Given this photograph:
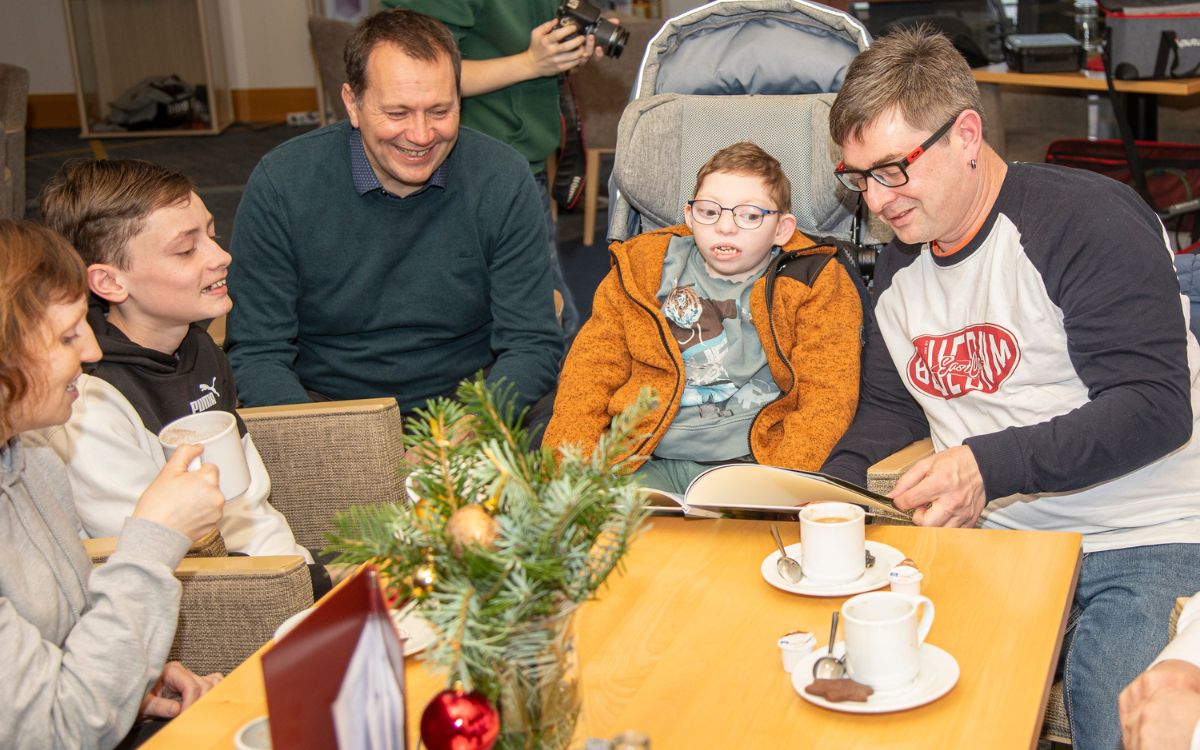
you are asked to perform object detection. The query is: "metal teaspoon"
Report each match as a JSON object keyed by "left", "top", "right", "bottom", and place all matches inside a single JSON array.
[
  {"left": 812, "top": 610, "right": 847, "bottom": 680},
  {"left": 769, "top": 523, "right": 804, "bottom": 584}
]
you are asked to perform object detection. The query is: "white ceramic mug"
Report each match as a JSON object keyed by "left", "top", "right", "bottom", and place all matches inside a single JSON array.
[
  {"left": 798, "top": 501, "right": 865, "bottom": 584},
  {"left": 158, "top": 410, "right": 250, "bottom": 501},
  {"left": 234, "top": 716, "right": 271, "bottom": 750},
  {"left": 841, "top": 591, "right": 935, "bottom": 692}
]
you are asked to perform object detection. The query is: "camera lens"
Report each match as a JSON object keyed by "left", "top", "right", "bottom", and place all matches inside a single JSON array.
[
  {"left": 593, "top": 19, "right": 629, "bottom": 58},
  {"left": 558, "top": 0, "right": 630, "bottom": 58}
]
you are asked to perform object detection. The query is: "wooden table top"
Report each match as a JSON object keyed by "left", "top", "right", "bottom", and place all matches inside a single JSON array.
[
  {"left": 973, "top": 63, "right": 1200, "bottom": 97},
  {"left": 143, "top": 518, "right": 1081, "bottom": 750}
]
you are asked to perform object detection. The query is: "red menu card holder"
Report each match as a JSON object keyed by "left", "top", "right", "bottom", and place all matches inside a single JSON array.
[{"left": 261, "top": 565, "right": 407, "bottom": 749}]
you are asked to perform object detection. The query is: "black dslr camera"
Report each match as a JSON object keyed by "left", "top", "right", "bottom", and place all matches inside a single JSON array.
[{"left": 556, "top": 0, "right": 629, "bottom": 59}]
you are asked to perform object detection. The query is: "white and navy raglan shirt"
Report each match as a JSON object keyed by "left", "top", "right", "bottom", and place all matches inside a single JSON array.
[{"left": 824, "top": 162, "right": 1200, "bottom": 552}]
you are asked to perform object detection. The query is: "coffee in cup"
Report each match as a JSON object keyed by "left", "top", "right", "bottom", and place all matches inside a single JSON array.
[
  {"left": 798, "top": 501, "right": 865, "bottom": 584},
  {"left": 158, "top": 410, "right": 250, "bottom": 501},
  {"left": 841, "top": 591, "right": 935, "bottom": 692}
]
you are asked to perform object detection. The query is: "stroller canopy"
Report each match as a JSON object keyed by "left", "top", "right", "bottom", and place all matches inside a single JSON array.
[{"left": 633, "top": 0, "right": 871, "bottom": 100}]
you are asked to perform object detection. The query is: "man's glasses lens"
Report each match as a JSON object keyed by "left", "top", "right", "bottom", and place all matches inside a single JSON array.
[
  {"left": 835, "top": 115, "right": 958, "bottom": 193},
  {"left": 836, "top": 165, "right": 908, "bottom": 192},
  {"left": 688, "top": 200, "right": 773, "bottom": 229}
]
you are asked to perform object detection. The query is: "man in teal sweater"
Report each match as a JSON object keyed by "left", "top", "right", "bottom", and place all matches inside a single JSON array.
[{"left": 226, "top": 10, "right": 562, "bottom": 412}]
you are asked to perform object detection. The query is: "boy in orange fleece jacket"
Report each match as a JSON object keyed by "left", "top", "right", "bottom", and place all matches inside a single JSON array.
[{"left": 544, "top": 142, "right": 862, "bottom": 493}]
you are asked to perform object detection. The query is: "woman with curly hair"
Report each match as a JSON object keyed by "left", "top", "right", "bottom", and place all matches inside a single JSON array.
[{"left": 0, "top": 220, "right": 226, "bottom": 749}]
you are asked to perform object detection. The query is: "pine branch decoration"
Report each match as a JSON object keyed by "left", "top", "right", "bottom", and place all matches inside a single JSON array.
[{"left": 326, "top": 376, "right": 656, "bottom": 705}]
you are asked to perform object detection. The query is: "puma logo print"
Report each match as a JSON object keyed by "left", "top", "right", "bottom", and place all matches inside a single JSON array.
[{"left": 190, "top": 378, "right": 220, "bottom": 413}]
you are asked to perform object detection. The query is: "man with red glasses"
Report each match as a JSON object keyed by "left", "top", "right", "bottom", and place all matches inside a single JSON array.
[{"left": 820, "top": 27, "right": 1200, "bottom": 748}]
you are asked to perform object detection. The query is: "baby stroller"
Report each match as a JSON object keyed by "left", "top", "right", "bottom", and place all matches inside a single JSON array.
[{"left": 606, "top": 0, "right": 878, "bottom": 275}]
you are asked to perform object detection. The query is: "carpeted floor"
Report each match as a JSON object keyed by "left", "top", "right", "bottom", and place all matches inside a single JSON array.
[{"left": 24, "top": 122, "right": 613, "bottom": 322}]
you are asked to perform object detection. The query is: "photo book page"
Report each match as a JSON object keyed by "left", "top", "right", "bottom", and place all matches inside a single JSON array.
[{"left": 640, "top": 464, "right": 913, "bottom": 523}]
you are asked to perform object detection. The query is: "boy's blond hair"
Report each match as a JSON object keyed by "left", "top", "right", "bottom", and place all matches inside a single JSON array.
[
  {"left": 692, "top": 141, "right": 792, "bottom": 213},
  {"left": 39, "top": 159, "right": 194, "bottom": 270}
]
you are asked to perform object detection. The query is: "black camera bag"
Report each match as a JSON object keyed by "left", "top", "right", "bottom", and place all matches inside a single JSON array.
[{"left": 1099, "top": 0, "right": 1200, "bottom": 79}]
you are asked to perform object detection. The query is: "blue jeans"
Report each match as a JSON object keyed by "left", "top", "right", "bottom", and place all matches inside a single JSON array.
[
  {"left": 534, "top": 171, "right": 581, "bottom": 336},
  {"left": 1061, "top": 543, "right": 1200, "bottom": 749},
  {"left": 1176, "top": 251, "right": 1200, "bottom": 342}
]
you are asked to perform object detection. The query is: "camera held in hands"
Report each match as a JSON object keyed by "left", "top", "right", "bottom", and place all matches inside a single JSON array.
[{"left": 556, "top": 0, "right": 629, "bottom": 59}]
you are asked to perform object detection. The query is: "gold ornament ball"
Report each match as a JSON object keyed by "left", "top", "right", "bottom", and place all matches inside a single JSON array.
[
  {"left": 446, "top": 504, "right": 498, "bottom": 556},
  {"left": 409, "top": 564, "right": 436, "bottom": 598}
]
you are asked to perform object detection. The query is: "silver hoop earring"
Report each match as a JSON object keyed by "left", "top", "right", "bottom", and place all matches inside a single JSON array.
[{"left": 970, "top": 159, "right": 978, "bottom": 169}]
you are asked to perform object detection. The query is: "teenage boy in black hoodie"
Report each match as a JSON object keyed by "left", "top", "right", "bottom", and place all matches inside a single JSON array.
[{"left": 37, "top": 159, "right": 315, "bottom": 568}]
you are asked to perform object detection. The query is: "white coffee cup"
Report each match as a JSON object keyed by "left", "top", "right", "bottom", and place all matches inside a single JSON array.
[
  {"left": 841, "top": 590, "right": 935, "bottom": 692},
  {"left": 158, "top": 410, "right": 250, "bottom": 501},
  {"left": 798, "top": 501, "right": 865, "bottom": 584},
  {"left": 234, "top": 716, "right": 272, "bottom": 750}
]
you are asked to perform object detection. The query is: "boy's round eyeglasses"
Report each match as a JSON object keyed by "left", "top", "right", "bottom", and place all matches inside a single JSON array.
[
  {"left": 834, "top": 116, "right": 958, "bottom": 192},
  {"left": 687, "top": 200, "right": 779, "bottom": 230}
]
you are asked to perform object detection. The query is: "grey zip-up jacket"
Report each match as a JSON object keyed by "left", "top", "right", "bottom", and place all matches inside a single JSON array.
[{"left": 0, "top": 436, "right": 190, "bottom": 749}]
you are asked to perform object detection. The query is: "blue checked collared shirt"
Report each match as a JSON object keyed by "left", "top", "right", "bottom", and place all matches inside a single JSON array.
[{"left": 348, "top": 127, "right": 450, "bottom": 198}]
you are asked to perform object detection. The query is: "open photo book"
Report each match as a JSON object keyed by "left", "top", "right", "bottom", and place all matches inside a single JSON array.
[{"left": 641, "top": 464, "right": 914, "bottom": 523}]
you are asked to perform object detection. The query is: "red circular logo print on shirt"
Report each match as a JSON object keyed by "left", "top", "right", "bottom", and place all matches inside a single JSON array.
[{"left": 907, "top": 323, "right": 1021, "bottom": 400}]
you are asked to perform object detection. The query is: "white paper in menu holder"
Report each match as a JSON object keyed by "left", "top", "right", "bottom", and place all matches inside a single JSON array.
[{"left": 332, "top": 612, "right": 407, "bottom": 750}]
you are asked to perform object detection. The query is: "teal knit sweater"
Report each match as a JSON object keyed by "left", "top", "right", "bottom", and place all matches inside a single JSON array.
[{"left": 226, "top": 122, "right": 563, "bottom": 410}]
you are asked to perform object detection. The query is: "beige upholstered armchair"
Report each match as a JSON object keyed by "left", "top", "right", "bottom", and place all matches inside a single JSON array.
[
  {"left": 83, "top": 532, "right": 313, "bottom": 677},
  {"left": 0, "top": 62, "right": 29, "bottom": 220},
  {"left": 167, "top": 556, "right": 314, "bottom": 676},
  {"left": 865, "top": 438, "right": 934, "bottom": 497},
  {"left": 239, "top": 396, "right": 407, "bottom": 552},
  {"left": 80, "top": 397, "right": 408, "bottom": 674}
]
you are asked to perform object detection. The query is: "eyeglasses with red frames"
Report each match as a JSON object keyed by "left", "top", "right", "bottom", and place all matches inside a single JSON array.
[{"left": 834, "top": 116, "right": 958, "bottom": 192}]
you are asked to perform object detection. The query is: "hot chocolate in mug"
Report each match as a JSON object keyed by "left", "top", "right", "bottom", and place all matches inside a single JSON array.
[{"left": 158, "top": 410, "right": 250, "bottom": 501}]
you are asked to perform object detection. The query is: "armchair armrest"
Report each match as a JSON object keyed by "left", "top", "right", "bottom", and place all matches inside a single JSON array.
[
  {"left": 239, "top": 397, "right": 407, "bottom": 553},
  {"left": 83, "top": 528, "right": 227, "bottom": 564},
  {"left": 866, "top": 438, "right": 934, "bottom": 497},
  {"left": 82, "top": 547, "right": 312, "bottom": 674},
  {"left": 170, "top": 555, "right": 313, "bottom": 675}
]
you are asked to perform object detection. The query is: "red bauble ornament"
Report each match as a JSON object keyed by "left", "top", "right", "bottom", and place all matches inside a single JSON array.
[{"left": 420, "top": 687, "right": 499, "bottom": 750}]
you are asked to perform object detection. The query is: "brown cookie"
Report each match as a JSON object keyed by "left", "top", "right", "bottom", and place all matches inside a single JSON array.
[{"left": 805, "top": 677, "right": 875, "bottom": 703}]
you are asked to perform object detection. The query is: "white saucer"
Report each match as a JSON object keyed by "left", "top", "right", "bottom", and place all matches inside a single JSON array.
[
  {"left": 791, "top": 642, "right": 960, "bottom": 714},
  {"left": 273, "top": 608, "right": 437, "bottom": 657},
  {"left": 760, "top": 541, "right": 905, "bottom": 597}
]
